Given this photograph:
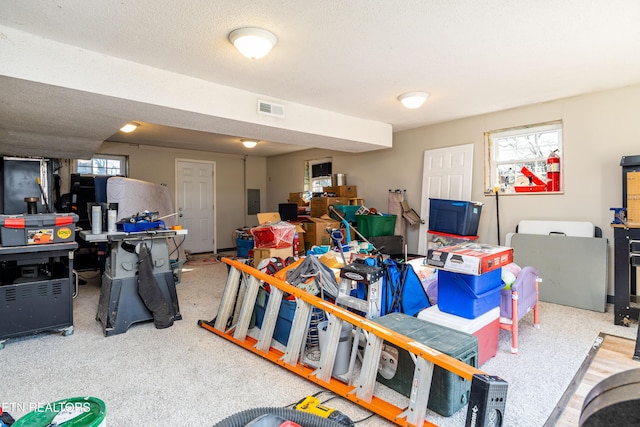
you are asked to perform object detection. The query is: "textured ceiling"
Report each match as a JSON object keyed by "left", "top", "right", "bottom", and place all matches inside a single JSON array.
[{"left": 1, "top": 1, "right": 640, "bottom": 158}]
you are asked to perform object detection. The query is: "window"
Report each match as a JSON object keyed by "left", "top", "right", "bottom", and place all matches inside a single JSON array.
[
  {"left": 304, "top": 158, "right": 332, "bottom": 193},
  {"left": 76, "top": 155, "right": 128, "bottom": 176},
  {"left": 485, "top": 121, "right": 562, "bottom": 194}
]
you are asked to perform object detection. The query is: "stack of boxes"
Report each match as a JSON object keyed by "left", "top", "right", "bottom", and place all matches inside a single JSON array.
[
  {"left": 310, "top": 185, "right": 357, "bottom": 217},
  {"left": 424, "top": 198, "right": 513, "bottom": 366},
  {"left": 250, "top": 213, "right": 299, "bottom": 266},
  {"left": 298, "top": 185, "right": 358, "bottom": 252}
]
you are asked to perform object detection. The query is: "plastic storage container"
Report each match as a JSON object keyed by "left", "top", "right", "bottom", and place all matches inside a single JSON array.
[
  {"left": 0, "top": 213, "right": 78, "bottom": 246},
  {"left": 356, "top": 214, "right": 397, "bottom": 238},
  {"left": 428, "top": 199, "right": 483, "bottom": 236},
  {"left": 235, "top": 237, "right": 254, "bottom": 258},
  {"left": 251, "top": 221, "right": 296, "bottom": 248},
  {"left": 374, "top": 312, "right": 478, "bottom": 417},
  {"left": 254, "top": 288, "right": 297, "bottom": 346},
  {"left": 332, "top": 204, "right": 360, "bottom": 223},
  {"left": 437, "top": 269, "right": 503, "bottom": 319},
  {"left": 418, "top": 305, "right": 500, "bottom": 366}
]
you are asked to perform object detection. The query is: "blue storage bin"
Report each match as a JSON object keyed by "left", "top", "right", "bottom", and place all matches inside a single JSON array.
[
  {"left": 437, "top": 269, "right": 502, "bottom": 319},
  {"left": 254, "top": 288, "right": 296, "bottom": 346},
  {"left": 235, "top": 237, "right": 254, "bottom": 257},
  {"left": 428, "top": 199, "right": 483, "bottom": 236}
]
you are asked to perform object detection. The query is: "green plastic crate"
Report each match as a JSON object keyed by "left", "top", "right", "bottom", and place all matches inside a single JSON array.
[{"left": 356, "top": 214, "right": 397, "bottom": 237}]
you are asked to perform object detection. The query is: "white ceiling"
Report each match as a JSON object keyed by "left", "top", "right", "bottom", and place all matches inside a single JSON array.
[{"left": 1, "top": 1, "right": 640, "bottom": 158}]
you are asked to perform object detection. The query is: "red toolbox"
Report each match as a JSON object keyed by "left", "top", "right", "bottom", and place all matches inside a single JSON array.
[{"left": 0, "top": 213, "right": 78, "bottom": 246}]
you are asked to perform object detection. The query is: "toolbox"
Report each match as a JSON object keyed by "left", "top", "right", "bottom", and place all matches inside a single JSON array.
[
  {"left": 374, "top": 312, "right": 478, "bottom": 417},
  {"left": 0, "top": 213, "right": 78, "bottom": 246}
]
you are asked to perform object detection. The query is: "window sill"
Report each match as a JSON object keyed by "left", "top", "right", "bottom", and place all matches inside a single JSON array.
[{"left": 484, "top": 190, "right": 564, "bottom": 196}]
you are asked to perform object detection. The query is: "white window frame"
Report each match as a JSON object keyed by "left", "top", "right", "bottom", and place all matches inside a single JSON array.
[
  {"left": 484, "top": 120, "right": 563, "bottom": 195},
  {"left": 74, "top": 154, "right": 128, "bottom": 176},
  {"left": 304, "top": 157, "right": 332, "bottom": 193}
]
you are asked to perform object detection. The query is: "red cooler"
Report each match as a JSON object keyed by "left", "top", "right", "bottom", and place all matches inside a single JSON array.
[{"left": 418, "top": 305, "right": 500, "bottom": 366}]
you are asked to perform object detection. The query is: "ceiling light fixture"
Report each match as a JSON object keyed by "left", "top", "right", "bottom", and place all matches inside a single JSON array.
[
  {"left": 229, "top": 27, "right": 277, "bottom": 59},
  {"left": 398, "top": 92, "right": 430, "bottom": 109},
  {"left": 119, "top": 123, "right": 138, "bottom": 133},
  {"left": 242, "top": 139, "right": 258, "bottom": 148}
]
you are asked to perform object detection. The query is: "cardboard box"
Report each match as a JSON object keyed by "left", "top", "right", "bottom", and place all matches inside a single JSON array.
[
  {"left": 310, "top": 197, "right": 349, "bottom": 217},
  {"left": 301, "top": 217, "right": 341, "bottom": 249},
  {"left": 253, "top": 246, "right": 294, "bottom": 267},
  {"left": 288, "top": 192, "right": 309, "bottom": 206},
  {"left": 323, "top": 185, "right": 358, "bottom": 198},
  {"left": 257, "top": 212, "right": 281, "bottom": 224},
  {"left": 426, "top": 243, "right": 513, "bottom": 275},
  {"left": 427, "top": 230, "right": 479, "bottom": 250}
]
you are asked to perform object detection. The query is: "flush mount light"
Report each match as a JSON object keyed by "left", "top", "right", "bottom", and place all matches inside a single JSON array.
[
  {"left": 398, "top": 92, "right": 430, "bottom": 109},
  {"left": 241, "top": 139, "right": 258, "bottom": 148},
  {"left": 229, "top": 27, "right": 277, "bottom": 59},
  {"left": 120, "top": 123, "right": 138, "bottom": 133}
]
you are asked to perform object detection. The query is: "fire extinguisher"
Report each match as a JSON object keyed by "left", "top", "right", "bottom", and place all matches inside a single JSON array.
[{"left": 547, "top": 149, "right": 560, "bottom": 192}]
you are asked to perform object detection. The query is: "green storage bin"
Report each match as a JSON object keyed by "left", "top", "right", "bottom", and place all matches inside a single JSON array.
[
  {"left": 374, "top": 312, "right": 478, "bottom": 417},
  {"left": 356, "top": 214, "right": 396, "bottom": 238},
  {"left": 332, "top": 204, "right": 360, "bottom": 223}
]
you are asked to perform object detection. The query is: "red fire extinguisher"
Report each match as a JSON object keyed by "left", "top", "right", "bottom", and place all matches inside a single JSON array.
[{"left": 547, "top": 149, "right": 560, "bottom": 192}]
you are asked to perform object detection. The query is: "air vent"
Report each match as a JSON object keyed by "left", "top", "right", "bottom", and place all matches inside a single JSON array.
[
  {"left": 3, "top": 288, "right": 17, "bottom": 302},
  {"left": 258, "top": 100, "right": 285, "bottom": 118}
]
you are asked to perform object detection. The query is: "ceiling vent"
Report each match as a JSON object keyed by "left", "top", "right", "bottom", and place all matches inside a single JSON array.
[{"left": 258, "top": 100, "right": 285, "bottom": 118}]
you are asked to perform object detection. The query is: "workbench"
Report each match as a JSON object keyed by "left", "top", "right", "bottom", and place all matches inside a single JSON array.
[
  {"left": 80, "top": 229, "right": 186, "bottom": 336},
  {"left": 0, "top": 241, "right": 77, "bottom": 349}
]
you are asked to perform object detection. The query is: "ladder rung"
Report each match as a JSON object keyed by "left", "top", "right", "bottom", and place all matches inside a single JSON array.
[
  {"left": 255, "top": 287, "right": 284, "bottom": 352},
  {"left": 355, "top": 331, "right": 384, "bottom": 401},
  {"left": 213, "top": 266, "right": 243, "bottom": 331},
  {"left": 314, "top": 314, "right": 344, "bottom": 383},
  {"left": 283, "top": 299, "right": 313, "bottom": 365},
  {"left": 233, "top": 274, "right": 262, "bottom": 341},
  {"left": 336, "top": 294, "right": 369, "bottom": 313},
  {"left": 399, "top": 357, "right": 434, "bottom": 426}
]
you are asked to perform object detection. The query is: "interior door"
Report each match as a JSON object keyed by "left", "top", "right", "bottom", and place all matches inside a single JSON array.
[
  {"left": 176, "top": 160, "right": 215, "bottom": 254},
  {"left": 417, "top": 144, "right": 474, "bottom": 255}
]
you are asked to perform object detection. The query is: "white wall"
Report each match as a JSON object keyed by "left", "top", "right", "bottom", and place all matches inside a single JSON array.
[
  {"left": 98, "top": 142, "right": 267, "bottom": 249},
  {"left": 267, "top": 83, "right": 640, "bottom": 295}
]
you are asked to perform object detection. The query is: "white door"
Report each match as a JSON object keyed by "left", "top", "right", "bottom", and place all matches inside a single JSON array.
[
  {"left": 417, "top": 144, "right": 474, "bottom": 255},
  {"left": 176, "top": 160, "right": 215, "bottom": 254}
]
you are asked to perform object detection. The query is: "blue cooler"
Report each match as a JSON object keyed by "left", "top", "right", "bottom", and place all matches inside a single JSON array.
[{"left": 437, "top": 269, "right": 502, "bottom": 319}]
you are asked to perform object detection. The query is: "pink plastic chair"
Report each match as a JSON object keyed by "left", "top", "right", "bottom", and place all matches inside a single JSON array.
[{"left": 499, "top": 266, "right": 540, "bottom": 354}]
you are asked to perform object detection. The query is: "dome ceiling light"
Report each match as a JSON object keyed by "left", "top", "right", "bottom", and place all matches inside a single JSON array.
[
  {"left": 229, "top": 27, "right": 277, "bottom": 60},
  {"left": 241, "top": 139, "right": 258, "bottom": 148},
  {"left": 398, "top": 92, "right": 430, "bottom": 109}
]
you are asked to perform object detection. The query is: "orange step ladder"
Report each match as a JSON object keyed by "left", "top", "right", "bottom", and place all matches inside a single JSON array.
[{"left": 199, "top": 257, "right": 507, "bottom": 427}]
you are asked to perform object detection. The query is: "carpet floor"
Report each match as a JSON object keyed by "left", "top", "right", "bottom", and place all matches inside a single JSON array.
[{"left": 1, "top": 253, "right": 638, "bottom": 426}]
